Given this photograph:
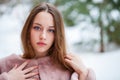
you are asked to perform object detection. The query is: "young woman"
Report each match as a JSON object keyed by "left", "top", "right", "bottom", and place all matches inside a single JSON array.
[{"left": 0, "top": 2, "right": 96, "bottom": 80}]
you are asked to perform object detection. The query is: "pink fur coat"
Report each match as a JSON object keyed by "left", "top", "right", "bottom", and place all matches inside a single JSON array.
[{"left": 0, "top": 54, "right": 96, "bottom": 80}]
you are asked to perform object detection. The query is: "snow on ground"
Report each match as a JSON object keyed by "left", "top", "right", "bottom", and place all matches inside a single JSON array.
[{"left": 77, "top": 50, "right": 120, "bottom": 80}]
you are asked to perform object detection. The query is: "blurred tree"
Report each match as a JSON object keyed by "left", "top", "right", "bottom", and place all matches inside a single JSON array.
[
  {"left": 0, "top": 0, "right": 22, "bottom": 15},
  {"left": 106, "top": 20, "right": 120, "bottom": 45},
  {"left": 105, "top": 0, "right": 120, "bottom": 45},
  {"left": 53, "top": 0, "right": 120, "bottom": 53},
  {"left": 53, "top": 0, "right": 106, "bottom": 52},
  {"left": 0, "top": 0, "right": 10, "bottom": 4},
  {"left": 54, "top": 0, "right": 89, "bottom": 26}
]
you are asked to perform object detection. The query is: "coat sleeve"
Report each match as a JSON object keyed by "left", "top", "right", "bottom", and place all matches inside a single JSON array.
[
  {"left": 86, "top": 68, "right": 96, "bottom": 80},
  {"left": 70, "top": 68, "right": 96, "bottom": 80},
  {"left": 0, "top": 72, "right": 9, "bottom": 80},
  {"left": 0, "top": 58, "right": 9, "bottom": 80},
  {"left": 0, "top": 54, "right": 24, "bottom": 80},
  {"left": 70, "top": 72, "right": 79, "bottom": 80}
]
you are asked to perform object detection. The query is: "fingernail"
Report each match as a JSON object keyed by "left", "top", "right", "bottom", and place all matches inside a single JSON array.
[
  {"left": 34, "top": 66, "right": 38, "bottom": 68},
  {"left": 35, "top": 72, "right": 39, "bottom": 74},
  {"left": 14, "top": 64, "right": 18, "bottom": 67}
]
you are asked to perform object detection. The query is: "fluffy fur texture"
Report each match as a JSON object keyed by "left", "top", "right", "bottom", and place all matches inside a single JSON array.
[{"left": 0, "top": 54, "right": 96, "bottom": 80}]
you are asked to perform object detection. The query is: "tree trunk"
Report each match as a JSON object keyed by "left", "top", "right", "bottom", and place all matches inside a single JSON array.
[
  {"left": 99, "top": 5, "right": 104, "bottom": 53},
  {"left": 99, "top": 21, "right": 104, "bottom": 52}
]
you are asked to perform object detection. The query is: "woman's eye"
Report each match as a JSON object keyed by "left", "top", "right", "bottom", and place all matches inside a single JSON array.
[
  {"left": 33, "top": 26, "right": 40, "bottom": 30},
  {"left": 48, "top": 29, "right": 55, "bottom": 33}
]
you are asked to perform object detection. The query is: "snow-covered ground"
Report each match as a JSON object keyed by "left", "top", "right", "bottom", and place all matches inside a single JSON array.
[
  {"left": 78, "top": 50, "right": 120, "bottom": 80},
  {"left": 0, "top": 3, "right": 120, "bottom": 80}
]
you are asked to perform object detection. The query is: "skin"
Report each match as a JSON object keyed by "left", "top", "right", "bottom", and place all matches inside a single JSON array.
[
  {"left": 30, "top": 11, "right": 55, "bottom": 58},
  {"left": 7, "top": 11, "right": 88, "bottom": 80},
  {"left": 65, "top": 54, "right": 88, "bottom": 80},
  {"left": 8, "top": 61, "right": 38, "bottom": 80}
]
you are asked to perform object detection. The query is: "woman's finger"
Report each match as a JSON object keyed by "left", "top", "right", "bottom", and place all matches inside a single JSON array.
[
  {"left": 26, "top": 78, "right": 38, "bottom": 80},
  {"left": 65, "top": 58, "right": 73, "bottom": 66},
  {"left": 23, "top": 66, "right": 38, "bottom": 74},
  {"left": 12, "top": 64, "right": 18, "bottom": 69},
  {"left": 17, "top": 60, "right": 30, "bottom": 70},
  {"left": 65, "top": 54, "right": 74, "bottom": 60},
  {"left": 25, "top": 72, "right": 39, "bottom": 78}
]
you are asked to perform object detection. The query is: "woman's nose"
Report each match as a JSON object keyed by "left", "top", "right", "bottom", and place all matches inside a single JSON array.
[{"left": 39, "top": 30, "right": 46, "bottom": 40}]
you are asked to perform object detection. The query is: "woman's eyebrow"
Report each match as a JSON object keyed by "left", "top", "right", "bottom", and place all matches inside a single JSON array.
[
  {"left": 33, "top": 23, "right": 54, "bottom": 28},
  {"left": 33, "top": 23, "right": 42, "bottom": 26},
  {"left": 49, "top": 26, "right": 55, "bottom": 28}
]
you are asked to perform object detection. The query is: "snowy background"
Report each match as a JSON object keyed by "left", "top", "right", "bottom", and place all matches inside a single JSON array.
[{"left": 0, "top": 3, "right": 120, "bottom": 80}]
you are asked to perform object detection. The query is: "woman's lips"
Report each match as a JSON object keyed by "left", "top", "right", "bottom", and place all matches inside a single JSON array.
[{"left": 37, "top": 42, "right": 47, "bottom": 46}]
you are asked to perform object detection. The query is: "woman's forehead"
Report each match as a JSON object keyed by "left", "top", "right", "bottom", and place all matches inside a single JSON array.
[{"left": 33, "top": 11, "right": 54, "bottom": 27}]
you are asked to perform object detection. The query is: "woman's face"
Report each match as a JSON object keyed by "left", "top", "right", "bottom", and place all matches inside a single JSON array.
[{"left": 30, "top": 11, "right": 55, "bottom": 58}]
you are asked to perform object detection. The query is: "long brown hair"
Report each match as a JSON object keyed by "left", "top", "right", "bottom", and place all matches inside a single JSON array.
[{"left": 21, "top": 2, "right": 72, "bottom": 71}]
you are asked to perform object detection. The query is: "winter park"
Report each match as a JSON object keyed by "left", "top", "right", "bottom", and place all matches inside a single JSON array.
[{"left": 0, "top": 0, "right": 120, "bottom": 80}]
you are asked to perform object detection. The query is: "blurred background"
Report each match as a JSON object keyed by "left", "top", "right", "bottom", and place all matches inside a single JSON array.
[{"left": 0, "top": 0, "right": 120, "bottom": 80}]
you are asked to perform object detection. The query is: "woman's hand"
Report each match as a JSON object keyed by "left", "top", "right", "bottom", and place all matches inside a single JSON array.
[
  {"left": 65, "top": 54, "right": 88, "bottom": 80},
  {"left": 7, "top": 60, "right": 38, "bottom": 80}
]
